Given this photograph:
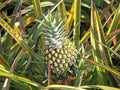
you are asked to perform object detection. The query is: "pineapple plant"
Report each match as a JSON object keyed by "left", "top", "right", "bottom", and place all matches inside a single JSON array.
[{"left": 41, "top": 12, "right": 78, "bottom": 81}]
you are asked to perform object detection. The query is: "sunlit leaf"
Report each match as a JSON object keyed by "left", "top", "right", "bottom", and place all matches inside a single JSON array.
[{"left": 82, "top": 85, "right": 120, "bottom": 90}]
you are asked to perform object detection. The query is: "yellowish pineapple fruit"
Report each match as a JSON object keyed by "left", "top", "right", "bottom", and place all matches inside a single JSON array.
[{"left": 42, "top": 12, "right": 77, "bottom": 80}]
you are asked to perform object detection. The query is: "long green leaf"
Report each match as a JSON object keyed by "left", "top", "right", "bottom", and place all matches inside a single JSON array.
[
  {"left": 45, "top": 85, "right": 86, "bottom": 90},
  {"left": 79, "top": 29, "right": 90, "bottom": 45},
  {"left": 0, "top": 17, "right": 30, "bottom": 52},
  {"left": 81, "top": 85, "right": 120, "bottom": 90},
  {"left": 0, "top": 55, "right": 10, "bottom": 68},
  {"left": 33, "top": 0, "right": 43, "bottom": 19},
  {"left": 19, "top": 1, "right": 54, "bottom": 16},
  {"left": 90, "top": 1, "right": 101, "bottom": 63},
  {"left": 90, "top": 0, "right": 111, "bottom": 65},
  {"left": 0, "top": 70, "right": 42, "bottom": 88},
  {"left": 106, "top": 4, "right": 120, "bottom": 35},
  {"left": 73, "top": 0, "right": 81, "bottom": 48},
  {"left": 82, "top": 57, "right": 120, "bottom": 77}
]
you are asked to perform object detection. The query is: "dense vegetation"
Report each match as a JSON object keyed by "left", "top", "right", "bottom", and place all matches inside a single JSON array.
[{"left": 0, "top": 0, "right": 120, "bottom": 90}]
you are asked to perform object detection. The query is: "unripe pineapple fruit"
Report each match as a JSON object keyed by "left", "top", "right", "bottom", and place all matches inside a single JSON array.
[{"left": 42, "top": 12, "right": 77, "bottom": 79}]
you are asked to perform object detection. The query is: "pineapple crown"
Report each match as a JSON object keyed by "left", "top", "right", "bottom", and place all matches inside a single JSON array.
[{"left": 42, "top": 12, "right": 67, "bottom": 48}]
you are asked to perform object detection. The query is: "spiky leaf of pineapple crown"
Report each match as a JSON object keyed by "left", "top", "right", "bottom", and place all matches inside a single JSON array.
[{"left": 42, "top": 12, "right": 67, "bottom": 48}]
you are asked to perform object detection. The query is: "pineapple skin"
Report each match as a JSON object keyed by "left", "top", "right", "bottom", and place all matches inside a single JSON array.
[{"left": 44, "top": 38, "right": 77, "bottom": 79}]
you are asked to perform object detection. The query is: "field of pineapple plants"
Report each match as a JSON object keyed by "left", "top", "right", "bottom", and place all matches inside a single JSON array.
[{"left": 0, "top": 0, "right": 120, "bottom": 90}]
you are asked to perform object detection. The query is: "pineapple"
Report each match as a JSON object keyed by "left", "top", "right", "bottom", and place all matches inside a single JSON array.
[{"left": 41, "top": 12, "right": 77, "bottom": 80}]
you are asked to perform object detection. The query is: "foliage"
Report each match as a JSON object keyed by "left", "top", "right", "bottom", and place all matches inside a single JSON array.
[{"left": 0, "top": 0, "right": 120, "bottom": 90}]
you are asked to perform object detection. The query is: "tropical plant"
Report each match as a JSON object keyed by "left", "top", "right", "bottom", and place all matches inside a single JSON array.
[{"left": 0, "top": 0, "right": 120, "bottom": 90}]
